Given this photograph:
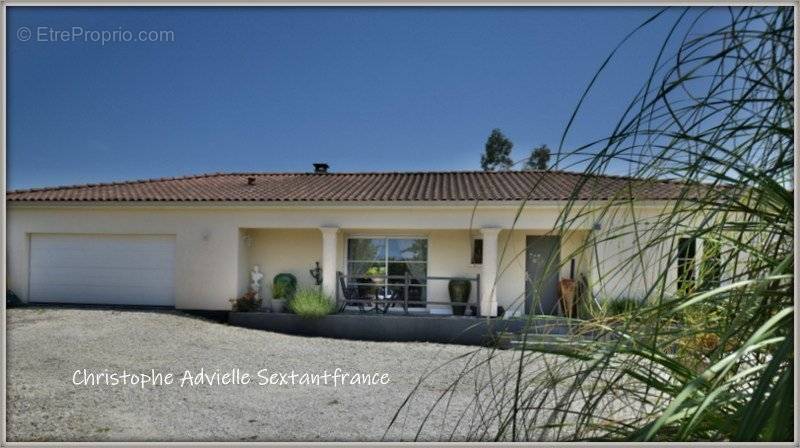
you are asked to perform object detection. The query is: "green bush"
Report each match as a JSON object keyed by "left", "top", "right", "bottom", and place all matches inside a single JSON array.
[
  {"left": 287, "top": 287, "right": 334, "bottom": 319},
  {"left": 272, "top": 273, "right": 297, "bottom": 300},
  {"left": 577, "top": 297, "right": 641, "bottom": 319},
  {"left": 6, "top": 289, "right": 24, "bottom": 308},
  {"left": 605, "top": 297, "right": 640, "bottom": 315}
]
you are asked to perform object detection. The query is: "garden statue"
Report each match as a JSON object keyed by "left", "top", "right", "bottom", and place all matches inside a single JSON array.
[
  {"left": 309, "top": 261, "right": 322, "bottom": 286},
  {"left": 250, "top": 265, "right": 264, "bottom": 294}
]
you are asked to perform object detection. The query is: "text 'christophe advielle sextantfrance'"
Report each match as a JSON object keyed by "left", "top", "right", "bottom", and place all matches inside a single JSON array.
[{"left": 72, "top": 368, "right": 391, "bottom": 389}]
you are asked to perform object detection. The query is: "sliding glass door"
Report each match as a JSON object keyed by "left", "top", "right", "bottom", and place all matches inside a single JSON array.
[{"left": 346, "top": 237, "right": 428, "bottom": 307}]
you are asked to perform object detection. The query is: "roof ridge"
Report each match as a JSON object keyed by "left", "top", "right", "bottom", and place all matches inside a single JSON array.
[
  {"left": 7, "top": 172, "right": 229, "bottom": 194},
  {"left": 7, "top": 169, "right": 688, "bottom": 195}
]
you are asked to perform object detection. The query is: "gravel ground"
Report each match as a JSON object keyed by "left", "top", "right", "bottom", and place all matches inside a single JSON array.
[{"left": 7, "top": 308, "right": 502, "bottom": 442}]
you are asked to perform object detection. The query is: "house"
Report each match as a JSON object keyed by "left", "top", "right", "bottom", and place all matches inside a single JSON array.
[{"left": 6, "top": 165, "right": 695, "bottom": 316}]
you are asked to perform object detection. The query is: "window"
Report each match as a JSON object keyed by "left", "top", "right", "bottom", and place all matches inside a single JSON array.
[
  {"left": 677, "top": 237, "right": 696, "bottom": 294},
  {"left": 699, "top": 239, "right": 722, "bottom": 290},
  {"left": 471, "top": 238, "right": 483, "bottom": 265},
  {"left": 347, "top": 237, "right": 428, "bottom": 307}
]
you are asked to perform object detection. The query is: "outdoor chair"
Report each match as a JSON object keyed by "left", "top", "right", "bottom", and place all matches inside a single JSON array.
[
  {"left": 337, "top": 272, "right": 374, "bottom": 313},
  {"left": 375, "top": 287, "right": 406, "bottom": 315}
]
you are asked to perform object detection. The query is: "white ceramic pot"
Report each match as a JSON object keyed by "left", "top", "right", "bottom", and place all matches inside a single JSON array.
[{"left": 271, "top": 299, "right": 286, "bottom": 313}]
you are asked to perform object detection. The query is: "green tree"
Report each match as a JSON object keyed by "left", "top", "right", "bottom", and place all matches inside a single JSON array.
[
  {"left": 480, "top": 129, "right": 513, "bottom": 171},
  {"left": 525, "top": 144, "right": 551, "bottom": 170}
]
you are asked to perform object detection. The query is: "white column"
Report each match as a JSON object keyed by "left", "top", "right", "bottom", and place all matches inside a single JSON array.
[
  {"left": 319, "top": 227, "right": 339, "bottom": 299},
  {"left": 479, "top": 227, "right": 501, "bottom": 317}
]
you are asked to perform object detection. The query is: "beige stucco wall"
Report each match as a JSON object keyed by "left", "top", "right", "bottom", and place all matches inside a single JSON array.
[
  {"left": 7, "top": 207, "right": 241, "bottom": 310},
  {"left": 492, "top": 229, "right": 592, "bottom": 315},
  {"left": 588, "top": 206, "right": 679, "bottom": 301},
  {"left": 6, "top": 202, "right": 670, "bottom": 311},
  {"left": 244, "top": 229, "right": 323, "bottom": 300}
]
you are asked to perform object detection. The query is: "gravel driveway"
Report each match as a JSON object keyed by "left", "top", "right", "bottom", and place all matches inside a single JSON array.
[{"left": 7, "top": 308, "right": 500, "bottom": 442}]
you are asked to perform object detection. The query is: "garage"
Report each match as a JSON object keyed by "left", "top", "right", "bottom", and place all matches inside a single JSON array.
[{"left": 29, "top": 234, "right": 176, "bottom": 306}]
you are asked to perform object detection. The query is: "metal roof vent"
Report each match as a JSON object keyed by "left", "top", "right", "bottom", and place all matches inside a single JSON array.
[
  {"left": 246, "top": 176, "right": 256, "bottom": 185},
  {"left": 313, "top": 163, "right": 329, "bottom": 174}
]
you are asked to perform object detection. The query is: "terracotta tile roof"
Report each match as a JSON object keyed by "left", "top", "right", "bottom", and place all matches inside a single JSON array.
[{"left": 7, "top": 170, "right": 695, "bottom": 203}]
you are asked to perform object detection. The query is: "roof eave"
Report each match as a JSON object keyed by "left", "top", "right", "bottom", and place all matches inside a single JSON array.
[{"left": 6, "top": 198, "right": 677, "bottom": 209}]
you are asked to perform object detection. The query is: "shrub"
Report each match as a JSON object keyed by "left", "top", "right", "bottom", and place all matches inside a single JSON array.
[
  {"left": 605, "top": 297, "right": 640, "bottom": 315},
  {"left": 287, "top": 287, "right": 335, "bottom": 319},
  {"left": 6, "top": 289, "right": 24, "bottom": 308},
  {"left": 272, "top": 273, "right": 297, "bottom": 300},
  {"left": 577, "top": 297, "right": 641, "bottom": 319},
  {"left": 229, "top": 291, "right": 262, "bottom": 312}
]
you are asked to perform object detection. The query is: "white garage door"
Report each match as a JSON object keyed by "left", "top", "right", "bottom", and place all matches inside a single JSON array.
[{"left": 29, "top": 234, "right": 176, "bottom": 306}]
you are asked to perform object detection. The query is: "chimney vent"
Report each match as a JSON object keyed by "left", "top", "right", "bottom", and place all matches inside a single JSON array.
[
  {"left": 313, "top": 163, "right": 329, "bottom": 174},
  {"left": 246, "top": 176, "right": 256, "bottom": 186}
]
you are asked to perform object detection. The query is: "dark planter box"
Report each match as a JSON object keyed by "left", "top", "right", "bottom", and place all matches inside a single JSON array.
[{"left": 229, "top": 312, "right": 527, "bottom": 347}]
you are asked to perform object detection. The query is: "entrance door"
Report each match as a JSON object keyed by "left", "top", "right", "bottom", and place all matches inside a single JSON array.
[{"left": 525, "top": 235, "right": 561, "bottom": 315}]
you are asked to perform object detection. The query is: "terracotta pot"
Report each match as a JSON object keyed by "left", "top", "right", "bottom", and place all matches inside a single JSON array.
[
  {"left": 448, "top": 280, "right": 471, "bottom": 316},
  {"left": 559, "top": 279, "right": 577, "bottom": 318}
]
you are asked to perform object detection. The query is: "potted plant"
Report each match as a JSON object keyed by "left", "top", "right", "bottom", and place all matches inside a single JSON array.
[
  {"left": 448, "top": 279, "right": 471, "bottom": 316},
  {"left": 271, "top": 273, "right": 297, "bottom": 313},
  {"left": 559, "top": 278, "right": 577, "bottom": 318},
  {"left": 229, "top": 291, "right": 262, "bottom": 312}
]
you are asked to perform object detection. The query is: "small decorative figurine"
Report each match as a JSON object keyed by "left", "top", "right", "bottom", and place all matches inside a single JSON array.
[
  {"left": 251, "top": 265, "right": 264, "bottom": 294},
  {"left": 309, "top": 261, "right": 322, "bottom": 286}
]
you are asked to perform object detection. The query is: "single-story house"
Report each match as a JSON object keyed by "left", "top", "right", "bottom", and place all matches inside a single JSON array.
[{"left": 6, "top": 165, "right": 699, "bottom": 316}]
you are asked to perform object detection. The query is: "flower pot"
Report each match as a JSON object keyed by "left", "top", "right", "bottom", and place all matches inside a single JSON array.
[
  {"left": 448, "top": 279, "right": 471, "bottom": 316},
  {"left": 559, "top": 279, "right": 577, "bottom": 318},
  {"left": 270, "top": 299, "right": 286, "bottom": 313}
]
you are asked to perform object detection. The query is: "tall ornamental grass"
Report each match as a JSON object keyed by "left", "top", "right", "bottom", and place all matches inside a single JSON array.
[
  {"left": 288, "top": 287, "right": 335, "bottom": 319},
  {"left": 389, "top": 6, "right": 793, "bottom": 442}
]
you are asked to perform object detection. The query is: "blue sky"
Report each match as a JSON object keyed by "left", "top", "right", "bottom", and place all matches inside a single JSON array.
[{"left": 7, "top": 7, "right": 726, "bottom": 189}]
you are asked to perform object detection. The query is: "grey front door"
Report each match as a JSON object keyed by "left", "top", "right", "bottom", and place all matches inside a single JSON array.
[{"left": 525, "top": 235, "right": 561, "bottom": 315}]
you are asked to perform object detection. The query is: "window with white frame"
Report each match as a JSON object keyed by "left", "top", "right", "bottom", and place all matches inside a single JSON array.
[
  {"left": 699, "top": 239, "right": 722, "bottom": 290},
  {"left": 677, "top": 237, "right": 696, "bottom": 293},
  {"left": 471, "top": 238, "right": 483, "bottom": 265},
  {"left": 346, "top": 237, "right": 428, "bottom": 307}
]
